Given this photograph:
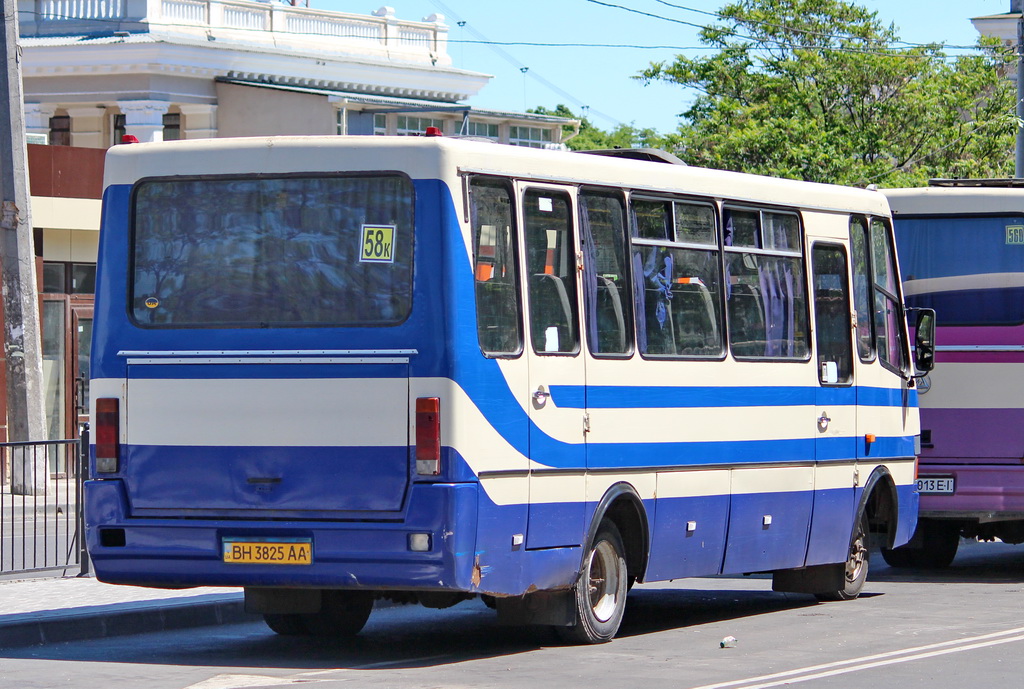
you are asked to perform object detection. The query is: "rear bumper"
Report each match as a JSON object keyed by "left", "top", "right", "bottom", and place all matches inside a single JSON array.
[
  {"left": 84, "top": 479, "right": 480, "bottom": 591},
  {"left": 919, "top": 463, "right": 1024, "bottom": 520}
]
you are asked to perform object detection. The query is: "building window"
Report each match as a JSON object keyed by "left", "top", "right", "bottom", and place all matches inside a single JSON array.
[
  {"left": 113, "top": 114, "right": 126, "bottom": 145},
  {"left": 43, "top": 262, "right": 96, "bottom": 294},
  {"left": 162, "top": 113, "right": 181, "bottom": 141},
  {"left": 465, "top": 120, "right": 499, "bottom": 139},
  {"left": 373, "top": 114, "right": 388, "bottom": 135},
  {"left": 509, "top": 126, "right": 553, "bottom": 148},
  {"left": 396, "top": 115, "right": 444, "bottom": 136},
  {"left": 49, "top": 116, "right": 70, "bottom": 146}
]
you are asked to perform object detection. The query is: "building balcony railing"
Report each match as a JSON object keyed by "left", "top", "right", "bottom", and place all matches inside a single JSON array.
[{"left": 19, "top": 0, "right": 450, "bottom": 65}]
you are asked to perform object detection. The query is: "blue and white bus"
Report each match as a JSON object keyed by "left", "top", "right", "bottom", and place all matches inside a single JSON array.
[{"left": 85, "top": 135, "right": 932, "bottom": 643}]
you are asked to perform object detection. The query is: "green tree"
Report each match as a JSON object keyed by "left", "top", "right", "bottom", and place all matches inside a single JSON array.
[
  {"left": 640, "top": 0, "right": 1015, "bottom": 186},
  {"left": 528, "top": 104, "right": 667, "bottom": 151}
]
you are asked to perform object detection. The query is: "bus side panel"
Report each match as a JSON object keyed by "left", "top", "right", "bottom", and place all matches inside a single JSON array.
[
  {"left": 804, "top": 458, "right": 857, "bottom": 566},
  {"left": 893, "top": 470, "right": 920, "bottom": 547},
  {"left": 645, "top": 470, "right": 729, "bottom": 580},
  {"left": 804, "top": 486, "right": 856, "bottom": 566},
  {"left": 91, "top": 184, "right": 132, "bottom": 381},
  {"left": 473, "top": 477, "right": 582, "bottom": 595},
  {"left": 723, "top": 467, "right": 814, "bottom": 574}
]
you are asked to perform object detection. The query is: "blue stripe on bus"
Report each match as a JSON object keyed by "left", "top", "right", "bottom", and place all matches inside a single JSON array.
[
  {"left": 112, "top": 434, "right": 913, "bottom": 483},
  {"left": 580, "top": 434, "right": 914, "bottom": 470},
  {"left": 548, "top": 384, "right": 914, "bottom": 409}
]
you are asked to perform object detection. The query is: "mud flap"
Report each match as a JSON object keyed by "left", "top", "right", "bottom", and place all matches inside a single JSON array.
[{"left": 772, "top": 563, "right": 844, "bottom": 594}]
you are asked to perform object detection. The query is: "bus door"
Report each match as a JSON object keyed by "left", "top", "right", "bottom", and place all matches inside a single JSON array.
[
  {"left": 806, "top": 242, "right": 858, "bottom": 565},
  {"left": 852, "top": 218, "right": 913, "bottom": 464},
  {"left": 520, "top": 185, "right": 588, "bottom": 550}
]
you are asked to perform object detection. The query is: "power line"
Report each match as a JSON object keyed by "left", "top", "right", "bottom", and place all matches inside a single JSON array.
[
  {"left": 18, "top": 10, "right": 997, "bottom": 62},
  {"left": 650, "top": 0, "right": 980, "bottom": 51},
  {"left": 584, "top": 0, "right": 988, "bottom": 57},
  {"left": 425, "top": 0, "right": 625, "bottom": 126}
]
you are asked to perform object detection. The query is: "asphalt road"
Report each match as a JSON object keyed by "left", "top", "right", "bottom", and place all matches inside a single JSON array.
[{"left": 3, "top": 539, "right": 1023, "bottom": 689}]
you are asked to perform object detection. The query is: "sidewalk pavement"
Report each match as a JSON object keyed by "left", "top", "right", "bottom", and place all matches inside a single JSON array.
[{"left": 0, "top": 575, "right": 252, "bottom": 649}]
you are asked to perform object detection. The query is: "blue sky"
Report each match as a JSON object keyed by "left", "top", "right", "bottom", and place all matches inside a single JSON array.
[{"left": 320, "top": 0, "right": 1011, "bottom": 133}]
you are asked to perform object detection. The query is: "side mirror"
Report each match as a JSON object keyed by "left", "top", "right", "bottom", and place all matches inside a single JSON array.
[{"left": 913, "top": 308, "right": 936, "bottom": 375}]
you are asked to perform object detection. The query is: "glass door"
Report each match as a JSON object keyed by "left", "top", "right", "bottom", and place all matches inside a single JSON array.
[
  {"left": 41, "top": 297, "right": 67, "bottom": 445},
  {"left": 40, "top": 296, "right": 94, "bottom": 475},
  {"left": 71, "top": 305, "right": 93, "bottom": 439}
]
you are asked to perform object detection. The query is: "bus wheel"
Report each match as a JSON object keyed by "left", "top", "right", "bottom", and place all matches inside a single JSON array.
[
  {"left": 557, "top": 520, "right": 628, "bottom": 644},
  {"left": 300, "top": 590, "right": 374, "bottom": 637},
  {"left": 816, "top": 512, "right": 869, "bottom": 602},
  {"left": 263, "top": 613, "right": 308, "bottom": 636},
  {"left": 881, "top": 520, "right": 960, "bottom": 569}
]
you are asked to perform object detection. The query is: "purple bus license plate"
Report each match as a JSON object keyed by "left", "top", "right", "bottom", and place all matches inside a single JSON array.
[{"left": 917, "top": 477, "right": 955, "bottom": 495}]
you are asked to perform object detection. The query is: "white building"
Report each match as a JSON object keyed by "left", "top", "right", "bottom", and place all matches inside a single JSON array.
[
  {"left": 14, "top": 0, "right": 578, "bottom": 444},
  {"left": 19, "top": 0, "right": 579, "bottom": 146},
  {"left": 971, "top": 2, "right": 1021, "bottom": 46}
]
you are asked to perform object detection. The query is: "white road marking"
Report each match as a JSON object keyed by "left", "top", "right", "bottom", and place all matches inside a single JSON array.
[
  {"left": 688, "top": 626, "right": 1024, "bottom": 689},
  {"left": 182, "top": 674, "right": 330, "bottom": 689}
]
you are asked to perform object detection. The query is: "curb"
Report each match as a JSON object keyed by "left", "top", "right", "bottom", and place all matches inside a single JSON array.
[{"left": 0, "top": 593, "right": 255, "bottom": 649}]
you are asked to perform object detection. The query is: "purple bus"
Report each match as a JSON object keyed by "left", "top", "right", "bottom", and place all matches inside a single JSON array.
[{"left": 883, "top": 181, "right": 1024, "bottom": 567}]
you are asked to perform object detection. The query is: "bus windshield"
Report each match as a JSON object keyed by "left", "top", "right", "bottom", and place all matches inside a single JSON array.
[
  {"left": 895, "top": 215, "right": 1024, "bottom": 326},
  {"left": 130, "top": 174, "right": 414, "bottom": 328}
]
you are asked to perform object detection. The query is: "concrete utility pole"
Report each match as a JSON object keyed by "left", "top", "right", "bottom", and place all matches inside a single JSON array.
[
  {"left": 1017, "top": 7, "right": 1024, "bottom": 177},
  {"left": 0, "top": 0, "right": 48, "bottom": 494}
]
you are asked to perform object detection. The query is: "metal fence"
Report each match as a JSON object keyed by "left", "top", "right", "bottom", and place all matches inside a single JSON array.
[{"left": 0, "top": 439, "right": 86, "bottom": 576}]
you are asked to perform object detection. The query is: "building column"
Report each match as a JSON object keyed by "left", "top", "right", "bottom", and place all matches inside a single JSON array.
[
  {"left": 117, "top": 100, "right": 171, "bottom": 143},
  {"left": 64, "top": 106, "right": 107, "bottom": 148},
  {"left": 176, "top": 103, "right": 218, "bottom": 139},
  {"left": 23, "top": 103, "right": 57, "bottom": 142}
]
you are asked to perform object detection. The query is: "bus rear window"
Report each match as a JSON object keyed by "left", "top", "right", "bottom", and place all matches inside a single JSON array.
[
  {"left": 130, "top": 174, "right": 413, "bottom": 328},
  {"left": 895, "top": 215, "right": 1024, "bottom": 326}
]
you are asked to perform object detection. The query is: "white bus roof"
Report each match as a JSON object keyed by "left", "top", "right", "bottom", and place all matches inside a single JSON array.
[
  {"left": 104, "top": 136, "right": 891, "bottom": 217},
  {"left": 883, "top": 185, "right": 1024, "bottom": 216}
]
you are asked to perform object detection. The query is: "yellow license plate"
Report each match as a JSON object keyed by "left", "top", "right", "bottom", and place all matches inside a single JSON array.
[{"left": 222, "top": 540, "right": 312, "bottom": 565}]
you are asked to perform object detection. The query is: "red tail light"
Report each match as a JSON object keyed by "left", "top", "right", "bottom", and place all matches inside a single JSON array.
[
  {"left": 95, "top": 397, "right": 120, "bottom": 473},
  {"left": 415, "top": 397, "right": 441, "bottom": 476}
]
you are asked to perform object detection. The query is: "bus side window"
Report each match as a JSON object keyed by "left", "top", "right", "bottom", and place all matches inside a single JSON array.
[
  {"left": 850, "top": 217, "right": 875, "bottom": 361},
  {"left": 812, "top": 244, "right": 853, "bottom": 384},
  {"left": 724, "top": 209, "right": 808, "bottom": 360},
  {"left": 630, "top": 199, "right": 723, "bottom": 358},
  {"left": 470, "top": 178, "right": 522, "bottom": 356},
  {"left": 524, "top": 189, "right": 579, "bottom": 354},
  {"left": 580, "top": 190, "right": 632, "bottom": 355},
  {"left": 871, "top": 219, "right": 908, "bottom": 373}
]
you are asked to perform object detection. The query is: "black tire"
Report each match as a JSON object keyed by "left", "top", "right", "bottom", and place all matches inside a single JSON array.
[
  {"left": 300, "top": 590, "right": 374, "bottom": 637},
  {"left": 263, "top": 613, "right": 308, "bottom": 636},
  {"left": 881, "top": 520, "right": 960, "bottom": 569},
  {"left": 815, "top": 512, "right": 869, "bottom": 602},
  {"left": 556, "top": 520, "right": 628, "bottom": 644}
]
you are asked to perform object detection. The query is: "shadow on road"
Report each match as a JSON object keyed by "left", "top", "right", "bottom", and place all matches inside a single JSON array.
[
  {"left": 5, "top": 540, "right": 1023, "bottom": 669},
  {"left": 617, "top": 586, "right": 818, "bottom": 639},
  {"left": 0, "top": 587, "right": 821, "bottom": 669},
  {"left": 870, "top": 539, "right": 1024, "bottom": 585}
]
